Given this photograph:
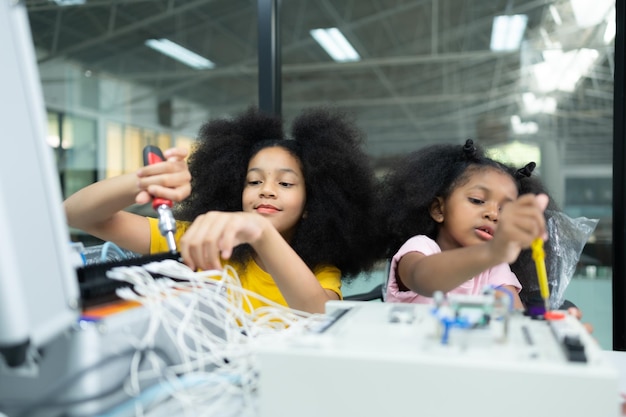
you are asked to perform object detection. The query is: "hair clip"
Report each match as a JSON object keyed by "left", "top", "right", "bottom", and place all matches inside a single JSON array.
[
  {"left": 462, "top": 139, "right": 478, "bottom": 159},
  {"left": 515, "top": 161, "right": 536, "bottom": 179}
]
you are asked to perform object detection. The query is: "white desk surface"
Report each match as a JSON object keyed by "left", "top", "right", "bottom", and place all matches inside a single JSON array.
[
  {"left": 603, "top": 350, "right": 626, "bottom": 415},
  {"left": 145, "top": 350, "right": 626, "bottom": 417},
  {"left": 605, "top": 350, "right": 626, "bottom": 391}
]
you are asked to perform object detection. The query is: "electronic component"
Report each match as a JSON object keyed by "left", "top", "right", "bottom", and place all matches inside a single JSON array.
[
  {"left": 548, "top": 311, "right": 588, "bottom": 362},
  {"left": 255, "top": 300, "right": 620, "bottom": 417},
  {"left": 0, "top": 302, "right": 180, "bottom": 417},
  {"left": 76, "top": 251, "right": 182, "bottom": 308}
]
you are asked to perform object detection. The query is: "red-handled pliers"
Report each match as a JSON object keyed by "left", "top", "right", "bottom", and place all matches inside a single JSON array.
[{"left": 143, "top": 145, "right": 177, "bottom": 253}]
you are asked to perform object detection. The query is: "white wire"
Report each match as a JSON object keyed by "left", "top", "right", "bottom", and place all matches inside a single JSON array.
[{"left": 106, "top": 260, "right": 328, "bottom": 415}]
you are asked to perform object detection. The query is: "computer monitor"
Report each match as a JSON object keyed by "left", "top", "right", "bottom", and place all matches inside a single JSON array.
[{"left": 0, "top": 0, "right": 80, "bottom": 369}]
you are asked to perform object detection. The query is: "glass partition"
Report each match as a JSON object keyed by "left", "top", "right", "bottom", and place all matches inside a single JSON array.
[
  {"left": 27, "top": 0, "right": 616, "bottom": 348},
  {"left": 279, "top": 0, "right": 615, "bottom": 348}
]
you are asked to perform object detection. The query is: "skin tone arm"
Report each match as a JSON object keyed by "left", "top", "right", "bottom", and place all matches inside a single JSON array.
[
  {"left": 179, "top": 211, "right": 339, "bottom": 314},
  {"left": 397, "top": 193, "right": 549, "bottom": 309},
  {"left": 63, "top": 147, "right": 191, "bottom": 254}
]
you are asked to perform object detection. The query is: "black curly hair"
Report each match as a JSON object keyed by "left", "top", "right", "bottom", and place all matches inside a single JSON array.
[
  {"left": 379, "top": 139, "right": 515, "bottom": 256},
  {"left": 175, "top": 106, "right": 383, "bottom": 280}
]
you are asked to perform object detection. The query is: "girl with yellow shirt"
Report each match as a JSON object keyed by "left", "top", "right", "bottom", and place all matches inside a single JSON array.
[{"left": 64, "top": 107, "right": 382, "bottom": 314}]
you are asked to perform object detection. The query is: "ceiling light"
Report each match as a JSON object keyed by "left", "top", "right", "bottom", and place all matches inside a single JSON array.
[
  {"left": 532, "top": 48, "right": 599, "bottom": 92},
  {"left": 487, "top": 141, "right": 541, "bottom": 169},
  {"left": 510, "top": 115, "right": 539, "bottom": 135},
  {"left": 51, "top": 0, "right": 86, "bottom": 5},
  {"left": 310, "top": 28, "right": 360, "bottom": 63},
  {"left": 570, "top": 0, "right": 613, "bottom": 28},
  {"left": 490, "top": 15, "right": 528, "bottom": 51},
  {"left": 604, "top": 7, "right": 616, "bottom": 44},
  {"left": 522, "top": 92, "right": 557, "bottom": 115},
  {"left": 145, "top": 38, "right": 215, "bottom": 70}
]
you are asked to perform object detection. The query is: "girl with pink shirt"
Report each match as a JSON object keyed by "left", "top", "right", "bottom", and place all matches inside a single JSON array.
[{"left": 380, "top": 139, "right": 550, "bottom": 309}]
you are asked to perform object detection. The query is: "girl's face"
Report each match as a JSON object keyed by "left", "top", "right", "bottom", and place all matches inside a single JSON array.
[
  {"left": 431, "top": 167, "right": 518, "bottom": 251},
  {"left": 242, "top": 146, "right": 306, "bottom": 240}
]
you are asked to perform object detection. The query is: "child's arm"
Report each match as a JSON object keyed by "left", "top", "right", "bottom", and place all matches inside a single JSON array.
[
  {"left": 498, "top": 285, "right": 524, "bottom": 310},
  {"left": 179, "top": 211, "right": 339, "bottom": 313},
  {"left": 397, "top": 243, "right": 514, "bottom": 294},
  {"left": 64, "top": 147, "right": 191, "bottom": 254},
  {"left": 398, "top": 194, "right": 548, "bottom": 301}
]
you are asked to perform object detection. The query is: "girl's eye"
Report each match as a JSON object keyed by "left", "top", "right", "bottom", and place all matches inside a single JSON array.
[
  {"left": 247, "top": 180, "right": 262, "bottom": 185},
  {"left": 468, "top": 197, "right": 484, "bottom": 205},
  {"left": 279, "top": 182, "right": 294, "bottom": 188}
]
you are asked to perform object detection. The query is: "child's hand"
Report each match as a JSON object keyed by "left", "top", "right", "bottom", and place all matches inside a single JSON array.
[
  {"left": 490, "top": 193, "right": 549, "bottom": 264},
  {"left": 179, "top": 211, "right": 270, "bottom": 271},
  {"left": 135, "top": 147, "right": 191, "bottom": 205},
  {"left": 568, "top": 307, "right": 594, "bottom": 334}
]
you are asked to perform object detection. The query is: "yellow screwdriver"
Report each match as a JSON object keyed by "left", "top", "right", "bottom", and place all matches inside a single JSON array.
[{"left": 531, "top": 238, "right": 550, "bottom": 313}]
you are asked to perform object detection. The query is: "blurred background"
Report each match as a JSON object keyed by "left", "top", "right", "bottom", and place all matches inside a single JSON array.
[{"left": 24, "top": 0, "right": 616, "bottom": 347}]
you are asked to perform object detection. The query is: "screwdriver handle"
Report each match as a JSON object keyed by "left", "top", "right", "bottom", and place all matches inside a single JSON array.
[
  {"left": 531, "top": 237, "right": 550, "bottom": 311},
  {"left": 142, "top": 145, "right": 173, "bottom": 210}
]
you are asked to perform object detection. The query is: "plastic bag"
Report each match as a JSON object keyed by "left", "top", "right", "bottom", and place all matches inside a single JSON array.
[
  {"left": 81, "top": 241, "right": 140, "bottom": 265},
  {"left": 512, "top": 210, "right": 599, "bottom": 310}
]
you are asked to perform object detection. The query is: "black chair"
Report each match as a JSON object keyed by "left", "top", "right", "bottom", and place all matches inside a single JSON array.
[
  {"left": 344, "top": 283, "right": 384, "bottom": 301},
  {"left": 343, "top": 260, "right": 391, "bottom": 301}
]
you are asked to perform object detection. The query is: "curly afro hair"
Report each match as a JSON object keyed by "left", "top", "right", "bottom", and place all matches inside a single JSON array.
[
  {"left": 175, "top": 106, "right": 383, "bottom": 280},
  {"left": 177, "top": 107, "right": 285, "bottom": 216},
  {"left": 379, "top": 139, "right": 513, "bottom": 257}
]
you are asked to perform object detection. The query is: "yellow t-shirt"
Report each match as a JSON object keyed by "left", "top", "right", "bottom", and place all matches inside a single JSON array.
[{"left": 148, "top": 217, "right": 342, "bottom": 311}]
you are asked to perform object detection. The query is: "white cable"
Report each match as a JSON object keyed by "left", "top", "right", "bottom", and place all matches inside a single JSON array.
[{"left": 106, "top": 260, "right": 327, "bottom": 415}]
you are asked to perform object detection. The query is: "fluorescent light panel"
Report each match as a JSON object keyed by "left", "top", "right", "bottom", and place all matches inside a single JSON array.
[
  {"left": 510, "top": 115, "right": 538, "bottom": 135},
  {"left": 571, "top": 0, "right": 613, "bottom": 28},
  {"left": 486, "top": 141, "right": 541, "bottom": 169},
  {"left": 310, "top": 28, "right": 360, "bottom": 62},
  {"left": 604, "top": 7, "right": 616, "bottom": 44},
  {"left": 532, "top": 48, "right": 599, "bottom": 92},
  {"left": 522, "top": 92, "right": 557, "bottom": 115},
  {"left": 145, "top": 38, "right": 215, "bottom": 70},
  {"left": 52, "top": 0, "right": 86, "bottom": 5},
  {"left": 490, "top": 15, "right": 528, "bottom": 51}
]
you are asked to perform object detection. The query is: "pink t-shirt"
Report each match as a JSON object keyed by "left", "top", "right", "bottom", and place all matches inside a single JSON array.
[{"left": 385, "top": 235, "right": 521, "bottom": 304}]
